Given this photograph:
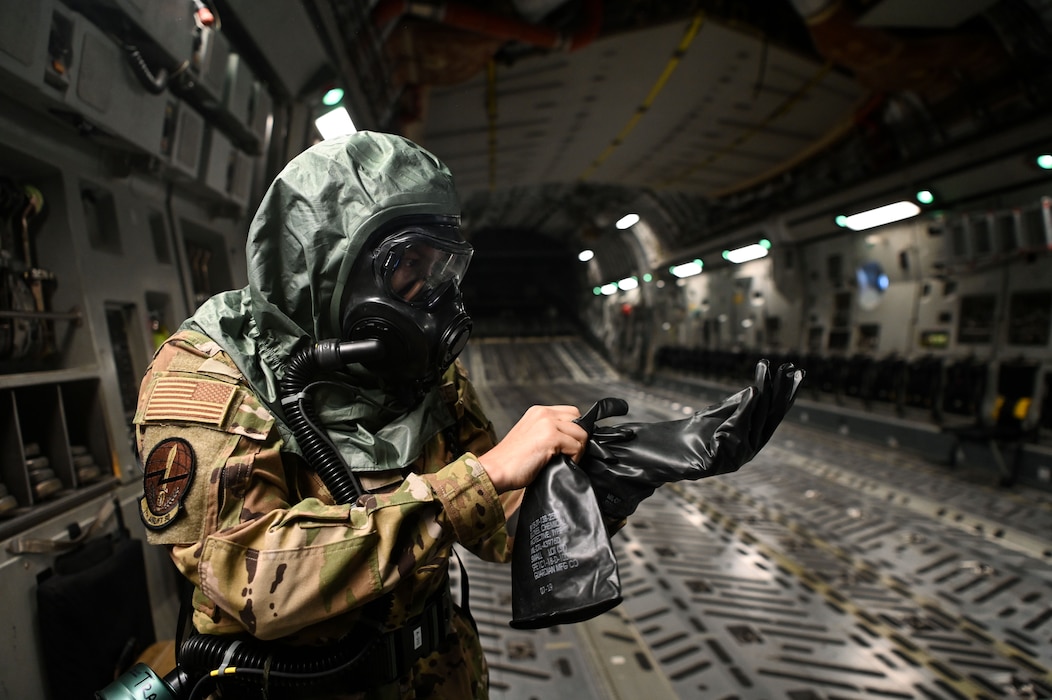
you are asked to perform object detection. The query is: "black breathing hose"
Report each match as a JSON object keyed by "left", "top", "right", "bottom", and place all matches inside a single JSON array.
[
  {"left": 279, "top": 338, "right": 382, "bottom": 505},
  {"left": 177, "top": 632, "right": 375, "bottom": 697}
]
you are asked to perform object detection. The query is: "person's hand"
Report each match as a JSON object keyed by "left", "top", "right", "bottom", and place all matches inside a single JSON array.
[{"left": 479, "top": 405, "right": 588, "bottom": 493}]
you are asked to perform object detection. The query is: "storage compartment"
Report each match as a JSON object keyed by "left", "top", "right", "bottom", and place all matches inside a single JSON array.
[
  {"left": 60, "top": 378, "right": 113, "bottom": 482},
  {"left": 0, "top": 376, "right": 116, "bottom": 540},
  {"left": 15, "top": 384, "right": 71, "bottom": 500}
]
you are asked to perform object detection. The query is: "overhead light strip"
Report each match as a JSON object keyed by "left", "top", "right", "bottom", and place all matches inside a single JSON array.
[
  {"left": 578, "top": 13, "right": 705, "bottom": 182},
  {"left": 837, "top": 201, "right": 921, "bottom": 231},
  {"left": 723, "top": 239, "right": 771, "bottom": 264}
]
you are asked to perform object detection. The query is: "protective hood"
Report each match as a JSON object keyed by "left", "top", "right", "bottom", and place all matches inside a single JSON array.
[{"left": 183, "top": 131, "right": 462, "bottom": 471}]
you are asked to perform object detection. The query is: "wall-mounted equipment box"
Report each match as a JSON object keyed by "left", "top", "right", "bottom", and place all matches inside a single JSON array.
[
  {"left": 61, "top": 0, "right": 196, "bottom": 72},
  {"left": 249, "top": 81, "right": 273, "bottom": 145},
  {"left": 0, "top": 0, "right": 55, "bottom": 105},
  {"left": 168, "top": 100, "right": 205, "bottom": 179},
  {"left": 192, "top": 25, "right": 231, "bottom": 109},
  {"left": 200, "top": 126, "right": 253, "bottom": 208},
  {"left": 1020, "top": 197, "right": 1052, "bottom": 252},
  {"left": 59, "top": 6, "right": 172, "bottom": 159}
]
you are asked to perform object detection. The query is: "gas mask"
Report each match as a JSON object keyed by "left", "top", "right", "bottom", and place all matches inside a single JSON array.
[{"left": 341, "top": 216, "right": 473, "bottom": 397}]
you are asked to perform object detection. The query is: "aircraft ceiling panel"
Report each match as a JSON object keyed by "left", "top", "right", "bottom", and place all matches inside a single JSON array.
[{"left": 422, "top": 16, "right": 865, "bottom": 207}]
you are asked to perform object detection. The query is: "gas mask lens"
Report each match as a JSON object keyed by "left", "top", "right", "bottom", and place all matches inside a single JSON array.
[{"left": 375, "top": 231, "right": 472, "bottom": 304}]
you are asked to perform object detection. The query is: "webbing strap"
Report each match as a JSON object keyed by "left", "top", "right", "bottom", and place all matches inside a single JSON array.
[{"left": 6, "top": 494, "right": 118, "bottom": 555}]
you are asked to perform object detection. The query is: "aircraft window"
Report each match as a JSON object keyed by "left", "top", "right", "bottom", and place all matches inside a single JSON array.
[{"left": 1007, "top": 290, "right": 1052, "bottom": 346}]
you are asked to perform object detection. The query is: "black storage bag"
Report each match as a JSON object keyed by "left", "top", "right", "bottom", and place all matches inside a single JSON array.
[
  {"left": 36, "top": 530, "right": 156, "bottom": 699},
  {"left": 510, "top": 398, "right": 628, "bottom": 629}
]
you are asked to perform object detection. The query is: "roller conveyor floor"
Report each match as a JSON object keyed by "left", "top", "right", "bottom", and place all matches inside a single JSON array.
[{"left": 454, "top": 338, "right": 1052, "bottom": 700}]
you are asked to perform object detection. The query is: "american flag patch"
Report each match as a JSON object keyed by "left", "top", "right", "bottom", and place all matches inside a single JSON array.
[{"left": 143, "top": 376, "right": 237, "bottom": 426}]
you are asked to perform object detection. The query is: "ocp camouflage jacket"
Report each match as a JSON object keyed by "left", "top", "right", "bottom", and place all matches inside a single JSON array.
[{"left": 135, "top": 329, "right": 519, "bottom": 697}]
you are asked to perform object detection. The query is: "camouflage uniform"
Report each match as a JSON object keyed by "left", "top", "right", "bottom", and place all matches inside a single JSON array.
[
  {"left": 132, "top": 132, "right": 532, "bottom": 698},
  {"left": 137, "top": 329, "right": 520, "bottom": 698}
]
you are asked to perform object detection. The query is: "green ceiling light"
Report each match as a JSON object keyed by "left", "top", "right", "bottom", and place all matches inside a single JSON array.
[
  {"left": 1038, "top": 154, "right": 1052, "bottom": 170},
  {"left": 759, "top": 238, "right": 771, "bottom": 249},
  {"left": 916, "top": 189, "right": 935, "bottom": 205},
  {"left": 643, "top": 273, "right": 653, "bottom": 282},
  {"left": 322, "top": 87, "right": 344, "bottom": 106},
  {"left": 593, "top": 286, "right": 602, "bottom": 295},
  {"left": 835, "top": 215, "right": 848, "bottom": 227}
]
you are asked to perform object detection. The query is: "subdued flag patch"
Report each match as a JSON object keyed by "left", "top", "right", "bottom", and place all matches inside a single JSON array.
[{"left": 144, "top": 376, "right": 237, "bottom": 426}]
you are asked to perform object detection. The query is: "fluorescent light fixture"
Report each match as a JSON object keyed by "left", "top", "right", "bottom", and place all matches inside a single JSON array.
[
  {"left": 617, "top": 276, "right": 638, "bottom": 290},
  {"left": 838, "top": 201, "right": 921, "bottom": 231},
  {"left": 722, "top": 239, "right": 771, "bottom": 264},
  {"left": 600, "top": 282, "right": 618, "bottom": 295},
  {"left": 916, "top": 189, "right": 934, "bottom": 205},
  {"left": 1038, "top": 154, "right": 1052, "bottom": 170},
  {"left": 578, "top": 249, "right": 595, "bottom": 262},
  {"left": 669, "top": 259, "right": 703, "bottom": 278},
  {"left": 615, "top": 213, "right": 640, "bottom": 229},
  {"left": 642, "top": 273, "right": 652, "bottom": 282},
  {"left": 315, "top": 107, "right": 357, "bottom": 140}
]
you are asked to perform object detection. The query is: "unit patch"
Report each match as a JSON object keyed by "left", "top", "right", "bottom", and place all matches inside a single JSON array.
[{"left": 140, "top": 438, "right": 196, "bottom": 530}]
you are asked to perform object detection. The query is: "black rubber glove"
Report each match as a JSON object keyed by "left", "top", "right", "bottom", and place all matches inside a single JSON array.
[{"left": 580, "top": 360, "right": 804, "bottom": 520}]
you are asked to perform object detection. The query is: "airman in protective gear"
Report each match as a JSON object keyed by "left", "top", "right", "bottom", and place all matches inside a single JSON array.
[{"left": 135, "top": 131, "right": 589, "bottom": 699}]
